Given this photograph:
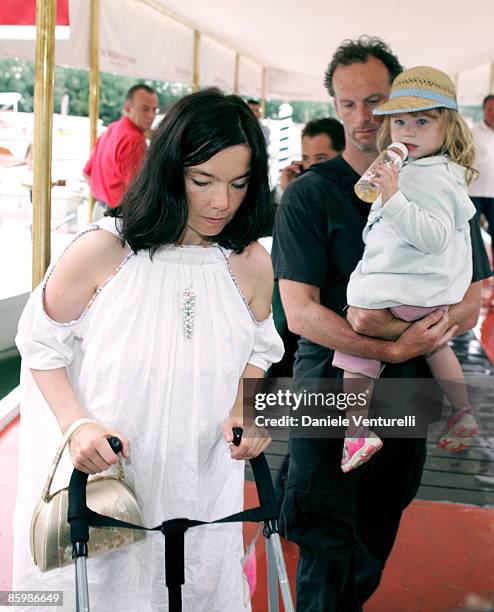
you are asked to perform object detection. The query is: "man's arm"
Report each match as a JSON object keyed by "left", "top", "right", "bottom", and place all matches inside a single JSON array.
[
  {"left": 346, "top": 307, "right": 411, "bottom": 340},
  {"left": 448, "top": 281, "right": 482, "bottom": 333},
  {"left": 280, "top": 279, "right": 457, "bottom": 364},
  {"left": 347, "top": 280, "right": 482, "bottom": 341}
]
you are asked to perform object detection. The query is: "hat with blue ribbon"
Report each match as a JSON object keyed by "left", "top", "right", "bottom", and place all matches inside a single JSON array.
[{"left": 374, "top": 66, "right": 458, "bottom": 115}]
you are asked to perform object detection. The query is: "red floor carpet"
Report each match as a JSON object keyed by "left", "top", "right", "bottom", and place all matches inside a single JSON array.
[{"left": 244, "top": 484, "right": 494, "bottom": 612}]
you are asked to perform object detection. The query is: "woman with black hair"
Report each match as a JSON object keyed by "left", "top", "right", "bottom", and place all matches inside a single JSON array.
[{"left": 13, "top": 88, "right": 283, "bottom": 611}]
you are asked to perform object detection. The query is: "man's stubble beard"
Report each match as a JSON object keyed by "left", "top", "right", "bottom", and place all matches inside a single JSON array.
[{"left": 348, "top": 132, "right": 378, "bottom": 154}]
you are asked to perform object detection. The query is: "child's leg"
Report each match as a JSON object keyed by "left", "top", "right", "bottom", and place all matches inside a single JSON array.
[
  {"left": 425, "top": 345, "right": 479, "bottom": 451},
  {"left": 425, "top": 345, "right": 471, "bottom": 407},
  {"left": 341, "top": 371, "right": 382, "bottom": 473},
  {"left": 344, "top": 371, "right": 374, "bottom": 433}
]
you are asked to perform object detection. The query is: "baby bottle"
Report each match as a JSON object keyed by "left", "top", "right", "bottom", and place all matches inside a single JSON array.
[{"left": 354, "top": 142, "right": 408, "bottom": 203}]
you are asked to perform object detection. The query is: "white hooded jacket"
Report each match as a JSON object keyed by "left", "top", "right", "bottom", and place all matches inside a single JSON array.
[{"left": 347, "top": 155, "right": 476, "bottom": 309}]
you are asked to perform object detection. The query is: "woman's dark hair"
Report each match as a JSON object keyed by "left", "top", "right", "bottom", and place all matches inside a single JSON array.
[
  {"left": 110, "top": 88, "right": 271, "bottom": 253},
  {"left": 324, "top": 36, "right": 403, "bottom": 97}
]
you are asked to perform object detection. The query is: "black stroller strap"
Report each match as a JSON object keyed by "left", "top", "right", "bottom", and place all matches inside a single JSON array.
[
  {"left": 82, "top": 501, "right": 279, "bottom": 532},
  {"left": 73, "top": 452, "right": 279, "bottom": 532}
]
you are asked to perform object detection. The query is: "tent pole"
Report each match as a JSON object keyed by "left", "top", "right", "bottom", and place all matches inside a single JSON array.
[
  {"left": 261, "top": 67, "right": 267, "bottom": 117},
  {"left": 88, "top": 0, "right": 100, "bottom": 221},
  {"left": 193, "top": 30, "right": 201, "bottom": 91},
  {"left": 32, "top": 0, "right": 56, "bottom": 288},
  {"left": 234, "top": 52, "right": 240, "bottom": 95}
]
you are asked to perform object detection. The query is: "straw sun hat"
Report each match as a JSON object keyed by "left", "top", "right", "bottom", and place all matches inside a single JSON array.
[{"left": 373, "top": 66, "right": 458, "bottom": 115}]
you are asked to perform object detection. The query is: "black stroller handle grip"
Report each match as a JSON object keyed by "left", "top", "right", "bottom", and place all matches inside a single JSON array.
[
  {"left": 68, "top": 470, "right": 90, "bottom": 545},
  {"left": 232, "top": 427, "right": 243, "bottom": 446},
  {"left": 231, "top": 427, "right": 275, "bottom": 510},
  {"left": 107, "top": 436, "right": 123, "bottom": 454},
  {"left": 68, "top": 437, "right": 122, "bottom": 546}
]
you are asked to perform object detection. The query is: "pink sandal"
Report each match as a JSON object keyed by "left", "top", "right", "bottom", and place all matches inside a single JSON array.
[{"left": 436, "top": 408, "right": 479, "bottom": 452}]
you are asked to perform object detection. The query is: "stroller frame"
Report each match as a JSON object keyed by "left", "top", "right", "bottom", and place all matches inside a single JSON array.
[{"left": 67, "top": 434, "right": 294, "bottom": 611}]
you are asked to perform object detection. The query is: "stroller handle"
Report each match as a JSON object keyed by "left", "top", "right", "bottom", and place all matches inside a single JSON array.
[
  {"left": 232, "top": 427, "right": 243, "bottom": 446},
  {"left": 107, "top": 436, "right": 123, "bottom": 454},
  {"left": 68, "top": 437, "right": 122, "bottom": 547},
  {"left": 231, "top": 427, "right": 275, "bottom": 510}
]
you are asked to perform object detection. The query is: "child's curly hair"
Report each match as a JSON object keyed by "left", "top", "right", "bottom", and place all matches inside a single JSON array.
[{"left": 377, "top": 108, "right": 478, "bottom": 185}]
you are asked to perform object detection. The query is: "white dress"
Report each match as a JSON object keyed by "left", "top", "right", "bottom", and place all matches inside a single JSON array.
[{"left": 13, "top": 217, "right": 284, "bottom": 612}]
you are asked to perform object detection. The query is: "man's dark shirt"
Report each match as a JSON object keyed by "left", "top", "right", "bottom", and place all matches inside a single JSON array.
[{"left": 272, "top": 154, "right": 491, "bottom": 383}]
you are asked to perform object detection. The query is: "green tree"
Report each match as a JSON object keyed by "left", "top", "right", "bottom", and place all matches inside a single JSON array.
[
  {"left": 0, "top": 58, "right": 35, "bottom": 111},
  {"left": 54, "top": 65, "right": 89, "bottom": 117},
  {"left": 0, "top": 57, "right": 192, "bottom": 125},
  {"left": 265, "top": 98, "right": 336, "bottom": 123},
  {"left": 1, "top": 57, "right": 340, "bottom": 127},
  {"left": 459, "top": 105, "right": 483, "bottom": 124}
]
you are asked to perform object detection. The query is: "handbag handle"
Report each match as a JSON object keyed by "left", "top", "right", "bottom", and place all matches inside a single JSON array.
[{"left": 41, "top": 418, "right": 95, "bottom": 502}]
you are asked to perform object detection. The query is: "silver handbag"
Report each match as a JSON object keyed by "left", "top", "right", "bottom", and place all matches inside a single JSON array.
[{"left": 30, "top": 419, "right": 145, "bottom": 572}]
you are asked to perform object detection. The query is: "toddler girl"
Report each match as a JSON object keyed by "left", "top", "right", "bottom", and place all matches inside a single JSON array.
[{"left": 333, "top": 66, "right": 479, "bottom": 473}]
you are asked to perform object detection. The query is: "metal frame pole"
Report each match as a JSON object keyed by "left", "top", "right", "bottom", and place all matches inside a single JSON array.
[
  {"left": 193, "top": 30, "right": 201, "bottom": 92},
  {"left": 264, "top": 521, "right": 295, "bottom": 612},
  {"left": 88, "top": 0, "right": 100, "bottom": 222},
  {"left": 32, "top": 0, "right": 56, "bottom": 288},
  {"left": 261, "top": 67, "right": 267, "bottom": 118},
  {"left": 234, "top": 52, "right": 240, "bottom": 95},
  {"left": 75, "top": 557, "right": 90, "bottom": 612},
  {"left": 265, "top": 536, "right": 279, "bottom": 612}
]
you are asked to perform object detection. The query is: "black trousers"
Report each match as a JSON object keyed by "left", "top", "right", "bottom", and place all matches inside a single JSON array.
[{"left": 279, "top": 436, "right": 427, "bottom": 611}]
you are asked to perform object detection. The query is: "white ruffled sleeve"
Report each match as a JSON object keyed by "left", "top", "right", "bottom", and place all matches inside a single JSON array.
[
  {"left": 15, "top": 283, "right": 78, "bottom": 370},
  {"left": 247, "top": 315, "right": 284, "bottom": 371}
]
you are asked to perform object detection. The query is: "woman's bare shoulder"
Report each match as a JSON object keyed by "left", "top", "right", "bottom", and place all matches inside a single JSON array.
[
  {"left": 231, "top": 241, "right": 274, "bottom": 321},
  {"left": 52, "top": 228, "right": 130, "bottom": 282},
  {"left": 237, "top": 241, "right": 274, "bottom": 286},
  {"left": 236, "top": 240, "right": 272, "bottom": 273},
  {"left": 44, "top": 228, "right": 131, "bottom": 323}
]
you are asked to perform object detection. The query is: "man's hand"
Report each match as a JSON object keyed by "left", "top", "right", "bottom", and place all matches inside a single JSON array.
[
  {"left": 279, "top": 161, "right": 304, "bottom": 191},
  {"left": 373, "top": 163, "right": 399, "bottom": 204},
  {"left": 347, "top": 306, "right": 411, "bottom": 340},
  {"left": 388, "top": 309, "right": 458, "bottom": 363}
]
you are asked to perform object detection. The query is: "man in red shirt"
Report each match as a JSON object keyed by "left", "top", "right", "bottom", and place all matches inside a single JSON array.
[{"left": 84, "top": 84, "right": 158, "bottom": 220}]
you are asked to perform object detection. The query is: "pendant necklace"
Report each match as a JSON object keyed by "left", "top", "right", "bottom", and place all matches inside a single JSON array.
[
  {"left": 179, "top": 243, "right": 210, "bottom": 340},
  {"left": 181, "top": 284, "right": 197, "bottom": 340}
]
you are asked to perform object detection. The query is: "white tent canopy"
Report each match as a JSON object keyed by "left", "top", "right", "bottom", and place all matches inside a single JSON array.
[{"left": 0, "top": 0, "right": 493, "bottom": 103}]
